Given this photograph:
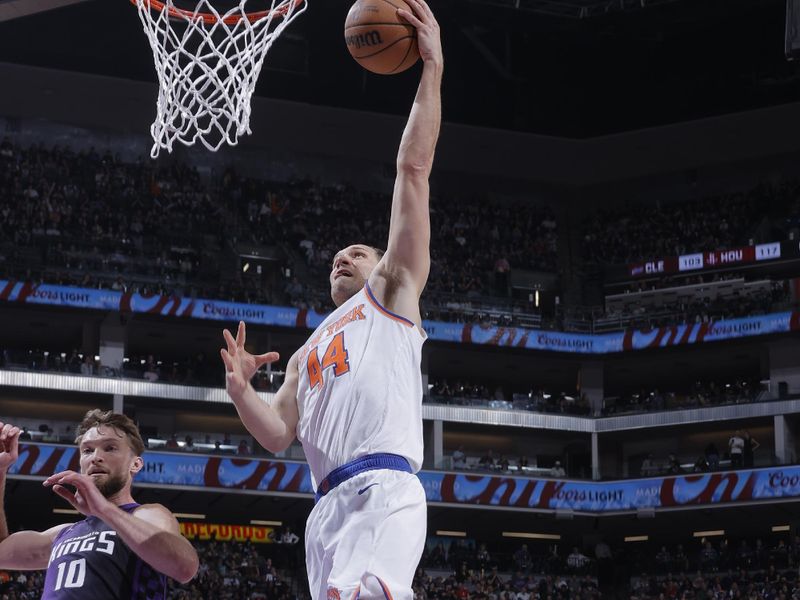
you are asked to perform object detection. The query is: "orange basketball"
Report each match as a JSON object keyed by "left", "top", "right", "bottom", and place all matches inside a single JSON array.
[{"left": 344, "top": 0, "right": 420, "bottom": 75}]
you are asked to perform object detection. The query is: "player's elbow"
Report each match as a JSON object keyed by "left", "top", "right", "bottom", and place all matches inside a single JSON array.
[
  {"left": 263, "top": 436, "right": 294, "bottom": 454},
  {"left": 174, "top": 553, "right": 200, "bottom": 584},
  {"left": 396, "top": 157, "right": 432, "bottom": 179},
  {"left": 258, "top": 427, "right": 295, "bottom": 454}
]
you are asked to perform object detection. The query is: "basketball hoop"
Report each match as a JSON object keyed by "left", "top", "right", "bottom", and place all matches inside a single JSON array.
[{"left": 132, "top": 0, "right": 307, "bottom": 158}]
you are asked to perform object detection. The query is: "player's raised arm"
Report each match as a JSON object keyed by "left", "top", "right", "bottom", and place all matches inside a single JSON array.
[
  {"left": 220, "top": 321, "right": 299, "bottom": 453},
  {"left": 375, "top": 0, "right": 443, "bottom": 300},
  {"left": 0, "top": 422, "right": 69, "bottom": 570}
]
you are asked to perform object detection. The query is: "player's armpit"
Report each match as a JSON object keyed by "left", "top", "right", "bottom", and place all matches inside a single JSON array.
[{"left": 0, "top": 524, "right": 70, "bottom": 570}]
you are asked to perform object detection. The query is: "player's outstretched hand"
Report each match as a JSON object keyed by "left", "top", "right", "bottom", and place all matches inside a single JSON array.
[
  {"left": 397, "top": 0, "right": 442, "bottom": 66},
  {"left": 43, "top": 470, "right": 114, "bottom": 519},
  {"left": 0, "top": 422, "right": 20, "bottom": 473},
  {"left": 220, "top": 321, "right": 280, "bottom": 401}
]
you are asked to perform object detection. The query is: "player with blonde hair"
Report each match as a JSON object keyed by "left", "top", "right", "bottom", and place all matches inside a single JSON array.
[{"left": 0, "top": 410, "right": 198, "bottom": 599}]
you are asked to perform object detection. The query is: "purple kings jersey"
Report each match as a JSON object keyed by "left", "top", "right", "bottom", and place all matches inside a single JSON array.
[{"left": 42, "top": 503, "right": 167, "bottom": 600}]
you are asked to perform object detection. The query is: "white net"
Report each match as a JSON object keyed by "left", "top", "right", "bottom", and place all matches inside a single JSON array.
[{"left": 134, "top": 0, "right": 307, "bottom": 158}]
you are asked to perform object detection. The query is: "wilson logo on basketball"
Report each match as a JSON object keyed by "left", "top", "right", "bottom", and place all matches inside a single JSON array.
[
  {"left": 327, "top": 587, "right": 341, "bottom": 600},
  {"left": 345, "top": 31, "right": 384, "bottom": 50}
]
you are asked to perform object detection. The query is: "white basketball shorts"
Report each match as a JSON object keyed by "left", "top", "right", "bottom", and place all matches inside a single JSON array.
[{"left": 305, "top": 469, "right": 427, "bottom": 600}]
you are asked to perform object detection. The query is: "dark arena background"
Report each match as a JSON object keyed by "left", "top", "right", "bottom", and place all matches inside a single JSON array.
[{"left": 2, "top": 0, "right": 800, "bottom": 598}]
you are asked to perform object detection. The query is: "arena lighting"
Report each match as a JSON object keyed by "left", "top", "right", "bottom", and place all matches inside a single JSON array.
[
  {"left": 173, "top": 513, "right": 206, "bottom": 520},
  {"left": 693, "top": 530, "right": 725, "bottom": 537},
  {"left": 53, "top": 508, "right": 80, "bottom": 515},
  {"left": 624, "top": 535, "right": 649, "bottom": 542},
  {"left": 772, "top": 525, "right": 791, "bottom": 532},
  {"left": 502, "top": 532, "right": 561, "bottom": 540},
  {"left": 435, "top": 530, "right": 467, "bottom": 537},
  {"left": 242, "top": 262, "right": 250, "bottom": 273},
  {"left": 251, "top": 520, "right": 283, "bottom": 527},
  {"left": 534, "top": 290, "right": 540, "bottom": 308}
]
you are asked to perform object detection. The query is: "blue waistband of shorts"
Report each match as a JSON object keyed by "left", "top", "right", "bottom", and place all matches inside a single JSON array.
[{"left": 315, "top": 453, "right": 412, "bottom": 503}]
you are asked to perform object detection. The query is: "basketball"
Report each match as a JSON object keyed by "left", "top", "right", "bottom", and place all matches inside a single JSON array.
[{"left": 344, "top": 0, "right": 420, "bottom": 75}]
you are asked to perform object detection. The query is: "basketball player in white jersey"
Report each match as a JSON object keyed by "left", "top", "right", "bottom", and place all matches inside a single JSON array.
[{"left": 220, "top": 1, "right": 441, "bottom": 598}]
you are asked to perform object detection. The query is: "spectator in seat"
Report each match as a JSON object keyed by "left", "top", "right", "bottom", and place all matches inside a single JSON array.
[
  {"left": 772, "top": 538, "right": 789, "bottom": 568},
  {"left": 498, "top": 455, "right": 510, "bottom": 472},
  {"left": 429, "top": 541, "right": 447, "bottom": 568},
  {"left": 513, "top": 544, "right": 532, "bottom": 573},
  {"left": 550, "top": 460, "right": 566, "bottom": 478},
  {"left": 67, "top": 350, "right": 81, "bottom": 373},
  {"left": 517, "top": 455, "right": 529, "bottom": 472},
  {"left": 736, "top": 539, "right": 754, "bottom": 569},
  {"left": 476, "top": 543, "right": 491, "bottom": 570},
  {"left": 479, "top": 449, "right": 496, "bottom": 470},
  {"left": 284, "top": 276, "right": 304, "bottom": 305},
  {"left": 640, "top": 453, "right": 657, "bottom": 476},
  {"left": 493, "top": 254, "right": 511, "bottom": 294},
  {"left": 237, "top": 439, "right": 251, "bottom": 456},
  {"left": 143, "top": 355, "right": 159, "bottom": 382},
  {"left": 666, "top": 453, "right": 683, "bottom": 474},
  {"left": 165, "top": 434, "right": 179, "bottom": 450},
  {"left": 452, "top": 445, "right": 467, "bottom": 469},
  {"left": 700, "top": 540, "right": 719, "bottom": 572},
  {"left": 674, "top": 544, "right": 688, "bottom": 572},
  {"left": 742, "top": 430, "right": 760, "bottom": 468},
  {"left": 729, "top": 430, "right": 745, "bottom": 468},
  {"left": 566, "top": 547, "right": 589, "bottom": 571},
  {"left": 705, "top": 442, "right": 720, "bottom": 470},
  {"left": 280, "top": 526, "right": 299, "bottom": 545},
  {"left": 692, "top": 455, "right": 709, "bottom": 472},
  {"left": 80, "top": 355, "right": 95, "bottom": 376},
  {"left": 655, "top": 546, "right": 672, "bottom": 573}
]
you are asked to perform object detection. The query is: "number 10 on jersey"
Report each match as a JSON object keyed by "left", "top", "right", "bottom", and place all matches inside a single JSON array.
[{"left": 306, "top": 332, "right": 350, "bottom": 389}]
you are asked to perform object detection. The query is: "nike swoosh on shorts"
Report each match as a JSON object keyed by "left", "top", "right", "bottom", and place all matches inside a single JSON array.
[{"left": 357, "top": 483, "right": 379, "bottom": 495}]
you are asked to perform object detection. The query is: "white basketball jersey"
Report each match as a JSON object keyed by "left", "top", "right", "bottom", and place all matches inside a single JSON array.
[{"left": 295, "top": 283, "right": 426, "bottom": 488}]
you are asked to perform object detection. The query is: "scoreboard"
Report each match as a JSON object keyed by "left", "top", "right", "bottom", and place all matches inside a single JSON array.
[{"left": 621, "top": 240, "right": 798, "bottom": 280}]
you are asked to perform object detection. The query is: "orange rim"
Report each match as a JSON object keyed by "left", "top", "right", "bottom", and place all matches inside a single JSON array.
[{"left": 131, "top": 0, "right": 304, "bottom": 25}]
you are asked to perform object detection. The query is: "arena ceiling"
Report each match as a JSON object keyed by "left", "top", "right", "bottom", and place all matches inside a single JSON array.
[{"left": 0, "top": 0, "right": 796, "bottom": 136}]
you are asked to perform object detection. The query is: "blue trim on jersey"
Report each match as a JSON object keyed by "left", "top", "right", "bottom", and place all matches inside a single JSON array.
[
  {"left": 364, "top": 283, "right": 416, "bottom": 328},
  {"left": 315, "top": 453, "right": 412, "bottom": 503}
]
